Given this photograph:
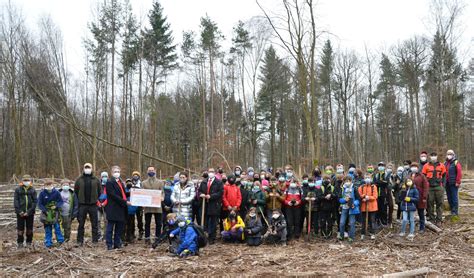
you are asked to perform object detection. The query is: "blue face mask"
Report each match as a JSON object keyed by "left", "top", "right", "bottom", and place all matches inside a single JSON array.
[
  {"left": 378, "top": 166, "right": 385, "bottom": 172},
  {"left": 101, "top": 177, "right": 107, "bottom": 184},
  {"left": 252, "top": 186, "right": 260, "bottom": 193},
  {"left": 148, "top": 172, "right": 156, "bottom": 177},
  {"left": 168, "top": 219, "right": 175, "bottom": 225}
]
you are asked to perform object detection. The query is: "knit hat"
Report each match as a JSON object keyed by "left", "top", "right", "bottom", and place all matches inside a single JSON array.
[
  {"left": 234, "top": 165, "right": 242, "bottom": 171},
  {"left": 420, "top": 151, "right": 428, "bottom": 155},
  {"left": 84, "top": 163, "right": 92, "bottom": 168},
  {"left": 100, "top": 172, "right": 109, "bottom": 178},
  {"left": 247, "top": 167, "right": 254, "bottom": 173},
  {"left": 22, "top": 174, "right": 32, "bottom": 181},
  {"left": 446, "top": 149, "right": 455, "bottom": 155},
  {"left": 132, "top": 171, "right": 141, "bottom": 177},
  {"left": 378, "top": 162, "right": 385, "bottom": 166},
  {"left": 348, "top": 163, "right": 356, "bottom": 169}
]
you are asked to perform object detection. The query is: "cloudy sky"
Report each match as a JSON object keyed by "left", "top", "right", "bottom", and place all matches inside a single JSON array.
[{"left": 5, "top": 0, "right": 474, "bottom": 76}]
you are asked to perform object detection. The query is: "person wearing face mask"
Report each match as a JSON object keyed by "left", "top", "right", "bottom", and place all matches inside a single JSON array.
[
  {"left": 419, "top": 151, "right": 429, "bottom": 168},
  {"left": 337, "top": 176, "right": 361, "bottom": 243},
  {"left": 249, "top": 181, "right": 267, "bottom": 235},
  {"left": 304, "top": 178, "right": 323, "bottom": 237},
  {"left": 284, "top": 180, "right": 303, "bottom": 240},
  {"left": 163, "top": 179, "right": 175, "bottom": 226},
  {"left": 385, "top": 163, "right": 395, "bottom": 227},
  {"left": 97, "top": 171, "right": 109, "bottom": 241},
  {"left": 313, "top": 167, "right": 322, "bottom": 181},
  {"left": 391, "top": 167, "right": 405, "bottom": 221},
  {"left": 199, "top": 168, "right": 224, "bottom": 244},
  {"left": 152, "top": 213, "right": 178, "bottom": 249},
  {"left": 130, "top": 171, "right": 144, "bottom": 241},
  {"left": 191, "top": 175, "right": 202, "bottom": 224},
  {"left": 123, "top": 178, "right": 138, "bottom": 244},
  {"left": 14, "top": 175, "right": 38, "bottom": 248},
  {"left": 358, "top": 174, "right": 378, "bottom": 240},
  {"left": 169, "top": 216, "right": 198, "bottom": 257},
  {"left": 333, "top": 171, "right": 345, "bottom": 231},
  {"left": 104, "top": 166, "right": 129, "bottom": 250},
  {"left": 265, "top": 177, "right": 285, "bottom": 221},
  {"left": 264, "top": 209, "right": 287, "bottom": 246},
  {"left": 221, "top": 209, "right": 245, "bottom": 243},
  {"left": 399, "top": 178, "right": 419, "bottom": 240},
  {"left": 74, "top": 163, "right": 101, "bottom": 246},
  {"left": 244, "top": 207, "right": 263, "bottom": 246},
  {"left": 402, "top": 160, "right": 412, "bottom": 181},
  {"left": 223, "top": 175, "right": 242, "bottom": 219},
  {"left": 299, "top": 174, "right": 310, "bottom": 234},
  {"left": 247, "top": 167, "right": 255, "bottom": 180},
  {"left": 366, "top": 164, "right": 375, "bottom": 175},
  {"left": 422, "top": 152, "right": 447, "bottom": 224},
  {"left": 234, "top": 165, "right": 242, "bottom": 178},
  {"left": 373, "top": 162, "right": 390, "bottom": 227},
  {"left": 171, "top": 173, "right": 195, "bottom": 220},
  {"left": 347, "top": 164, "right": 356, "bottom": 180},
  {"left": 58, "top": 179, "right": 78, "bottom": 242},
  {"left": 410, "top": 162, "right": 429, "bottom": 233},
  {"left": 319, "top": 175, "right": 336, "bottom": 239},
  {"left": 444, "top": 150, "right": 462, "bottom": 219},
  {"left": 38, "top": 180, "right": 64, "bottom": 247},
  {"left": 336, "top": 164, "right": 345, "bottom": 175},
  {"left": 142, "top": 165, "right": 165, "bottom": 245},
  {"left": 216, "top": 167, "right": 224, "bottom": 181}
]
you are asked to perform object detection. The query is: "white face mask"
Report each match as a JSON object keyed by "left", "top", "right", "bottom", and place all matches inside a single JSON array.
[
  {"left": 84, "top": 168, "right": 92, "bottom": 175},
  {"left": 272, "top": 214, "right": 280, "bottom": 219},
  {"left": 178, "top": 221, "right": 186, "bottom": 228},
  {"left": 420, "top": 156, "right": 427, "bottom": 162},
  {"left": 411, "top": 167, "right": 418, "bottom": 173},
  {"left": 112, "top": 172, "right": 120, "bottom": 179},
  {"left": 447, "top": 155, "right": 454, "bottom": 160},
  {"left": 23, "top": 181, "right": 31, "bottom": 186},
  {"left": 289, "top": 183, "right": 297, "bottom": 188},
  {"left": 249, "top": 213, "right": 256, "bottom": 218},
  {"left": 180, "top": 178, "right": 187, "bottom": 184},
  {"left": 260, "top": 175, "right": 265, "bottom": 180},
  {"left": 431, "top": 156, "right": 438, "bottom": 162},
  {"left": 208, "top": 172, "right": 215, "bottom": 179}
]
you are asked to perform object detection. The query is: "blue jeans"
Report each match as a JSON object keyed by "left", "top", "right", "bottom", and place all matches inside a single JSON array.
[
  {"left": 44, "top": 223, "right": 64, "bottom": 247},
  {"left": 106, "top": 220, "right": 125, "bottom": 249},
  {"left": 417, "top": 208, "right": 425, "bottom": 231},
  {"left": 401, "top": 211, "right": 415, "bottom": 234},
  {"left": 445, "top": 183, "right": 459, "bottom": 215},
  {"left": 339, "top": 209, "right": 356, "bottom": 240}
]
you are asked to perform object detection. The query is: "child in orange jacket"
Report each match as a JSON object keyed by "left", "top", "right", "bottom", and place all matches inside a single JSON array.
[{"left": 358, "top": 174, "right": 378, "bottom": 240}]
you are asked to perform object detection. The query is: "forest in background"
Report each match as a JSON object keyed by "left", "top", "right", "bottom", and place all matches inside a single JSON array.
[{"left": 0, "top": 0, "right": 473, "bottom": 180}]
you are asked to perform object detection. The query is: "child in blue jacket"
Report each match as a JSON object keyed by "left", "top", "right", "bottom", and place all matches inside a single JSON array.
[
  {"left": 169, "top": 216, "right": 198, "bottom": 258},
  {"left": 338, "top": 176, "right": 361, "bottom": 243},
  {"left": 399, "top": 178, "right": 419, "bottom": 240},
  {"left": 38, "top": 180, "right": 64, "bottom": 248}
]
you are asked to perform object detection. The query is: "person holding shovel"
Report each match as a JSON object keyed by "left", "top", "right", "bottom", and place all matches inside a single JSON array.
[
  {"left": 358, "top": 174, "right": 378, "bottom": 240},
  {"left": 199, "top": 168, "right": 223, "bottom": 245}
]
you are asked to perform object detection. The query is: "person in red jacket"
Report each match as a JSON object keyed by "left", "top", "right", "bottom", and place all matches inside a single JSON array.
[
  {"left": 444, "top": 149, "right": 462, "bottom": 218},
  {"left": 410, "top": 162, "right": 429, "bottom": 232},
  {"left": 284, "top": 181, "right": 303, "bottom": 241},
  {"left": 422, "top": 152, "right": 447, "bottom": 224},
  {"left": 222, "top": 175, "right": 242, "bottom": 217}
]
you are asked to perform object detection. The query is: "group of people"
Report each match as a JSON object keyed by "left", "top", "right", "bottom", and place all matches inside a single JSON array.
[{"left": 13, "top": 149, "right": 462, "bottom": 257}]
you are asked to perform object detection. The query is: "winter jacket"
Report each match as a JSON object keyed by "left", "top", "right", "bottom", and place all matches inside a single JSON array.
[
  {"left": 223, "top": 216, "right": 246, "bottom": 240},
  {"left": 74, "top": 174, "right": 101, "bottom": 205},
  {"left": 14, "top": 185, "right": 37, "bottom": 216},
  {"left": 171, "top": 181, "right": 196, "bottom": 219},
  {"left": 223, "top": 183, "right": 242, "bottom": 210},
  {"left": 38, "top": 189, "right": 64, "bottom": 213},
  {"left": 244, "top": 216, "right": 263, "bottom": 238},
  {"left": 444, "top": 158, "right": 462, "bottom": 185},
  {"left": 142, "top": 177, "right": 164, "bottom": 214},
  {"left": 422, "top": 162, "right": 446, "bottom": 188},
  {"left": 249, "top": 187, "right": 266, "bottom": 213},
  {"left": 284, "top": 186, "right": 303, "bottom": 208},
  {"left": 270, "top": 215, "right": 287, "bottom": 234},
  {"left": 391, "top": 174, "right": 404, "bottom": 203},
  {"left": 199, "top": 178, "right": 224, "bottom": 216},
  {"left": 58, "top": 189, "right": 79, "bottom": 218},
  {"left": 125, "top": 187, "right": 138, "bottom": 215},
  {"left": 170, "top": 225, "right": 198, "bottom": 254},
  {"left": 265, "top": 185, "right": 285, "bottom": 210},
  {"left": 374, "top": 172, "right": 390, "bottom": 198},
  {"left": 163, "top": 181, "right": 174, "bottom": 213},
  {"left": 303, "top": 186, "right": 323, "bottom": 212},
  {"left": 399, "top": 185, "right": 419, "bottom": 212},
  {"left": 338, "top": 184, "right": 360, "bottom": 215},
  {"left": 320, "top": 183, "right": 336, "bottom": 211},
  {"left": 239, "top": 182, "right": 251, "bottom": 214},
  {"left": 105, "top": 178, "right": 128, "bottom": 222},
  {"left": 412, "top": 173, "right": 429, "bottom": 209},
  {"left": 358, "top": 184, "right": 378, "bottom": 212}
]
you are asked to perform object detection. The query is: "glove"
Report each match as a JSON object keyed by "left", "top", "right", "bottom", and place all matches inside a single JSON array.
[
  {"left": 325, "top": 194, "right": 331, "bottom": 199},
  {"left": 405, "top": 197, "right": 411, "bottom": 202},
  {"left": 169, "top": 233, "right": 175, "bottom": 238},
  {"left": 365, "top": 195, "right": 370, "bottom": 201},
  {"left": 247, "top": 229, "right": 252, "bottom": 234},
  {"left": 294, "top": 201, "right": 300, "bottom": 206},
  {"left": 310, "top": 198, "right": 316, "bottom": 201},
  {"left": 200, "top": 194, "right": 205, "bottom": 198}
]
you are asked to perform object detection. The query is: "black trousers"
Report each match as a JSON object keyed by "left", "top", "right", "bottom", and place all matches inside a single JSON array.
[
  {"left": 319, "top": 210, "right": 333, "bottom": 237},
  {"left": 17, "top": 214, "right": 34, "bottom": 244},
  {"left": 306, "top": 210, "right": 319, "bottom": 234},
  {"left": 125, "top": 214, "right": 136, "bottom": 242},
  {"left": 145, "top": 213, "right": 162, "bottom": 240},
  {"left": 286, "top": 207, "right": 302, "bottom": 240},
  {"left": 136, "top": 207, "right": 144, "bottom": 236},
  {"left": 77, "top": 204, "right": 99, "bottom": 243}
]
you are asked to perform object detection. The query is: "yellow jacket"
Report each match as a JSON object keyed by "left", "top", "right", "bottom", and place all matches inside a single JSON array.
[{"left": 223, "top": 216, "right": 246, "bottom": 240}]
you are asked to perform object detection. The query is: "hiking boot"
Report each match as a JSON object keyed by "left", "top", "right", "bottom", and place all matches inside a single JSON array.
[
  {"left": 419, "top": 229, "right": 425, "bottom": 234},
  {"left": 407, "top": 233, "right": 415, "bottom": 240},
  {"left": 17, "top": 243, "right": 24, "bottom": 249},
  {"left": 370, "top": 235, "right": 376, "bottom": 240},
  {"left": 398, "top": 232, "right": 406, "bottom": 237},
  {"left": 138, "top": 232, "right": 144, "bottom": 241},
  {"left": 360, "top": 235, "right": 365, "bottom": 240},
  {"left": 337, "top": 234, "right": 343, "bottom": 241},
  {"left": 348, "top": 238, "right": 353, "bottom": 244}
]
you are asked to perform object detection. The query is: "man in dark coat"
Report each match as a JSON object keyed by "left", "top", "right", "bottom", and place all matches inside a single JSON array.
[
  {"left": 105, "top": 165, "right": 129, "bottom": 250},
  {"left": 199, "top": 168, "right": 223, "bottom": 244},
  {"left": 74, "top": 162, "right": 101, "bottom": 246}
]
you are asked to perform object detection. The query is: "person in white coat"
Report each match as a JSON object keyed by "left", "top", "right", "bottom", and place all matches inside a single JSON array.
[{"left": 171, "top": 173, "right": 195, "bottom": 220}]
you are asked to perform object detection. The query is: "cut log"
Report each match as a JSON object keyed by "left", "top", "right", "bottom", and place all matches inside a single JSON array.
[
  {"left": 425, "top": 220, "right": 442, "bottom": 233},
  {"left": 382, "top": 267, "right": 432, "bottom": 277}
]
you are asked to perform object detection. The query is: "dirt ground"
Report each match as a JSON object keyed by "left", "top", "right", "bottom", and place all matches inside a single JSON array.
[{"left": 1, "top": 173, "right": 474, "bottom": 277}]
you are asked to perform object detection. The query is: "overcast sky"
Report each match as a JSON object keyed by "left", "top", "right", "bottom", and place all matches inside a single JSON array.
[{"left": 4, "top": 0, "right": 474, "bottom": 77}]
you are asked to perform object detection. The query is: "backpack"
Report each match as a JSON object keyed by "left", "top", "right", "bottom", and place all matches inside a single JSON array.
[{"left": 189, "top": 223, "right": 208, "bottom": 248}]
